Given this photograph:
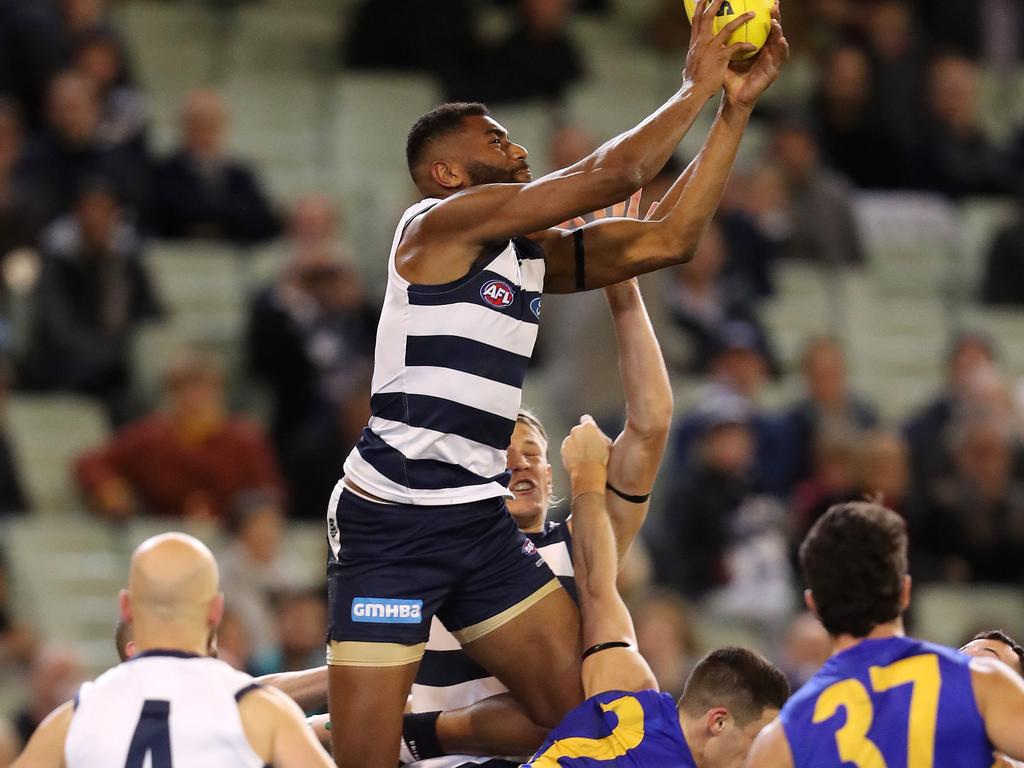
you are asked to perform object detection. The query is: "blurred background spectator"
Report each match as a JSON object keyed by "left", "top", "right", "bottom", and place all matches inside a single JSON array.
[
  {"left": 11, "top": 644, "right": 83, "bottom": 745},
  {"left": 633, "top": 589, "right": 700, "bottom": 700},
  {"left": 777, "top": 612, "right": 831, "bottom": 689},
  {"left": 21, "top": 181, "right": 161, "bottom": 424},
  {"left": 147, "top": 89, "right": 281, "bottom": 244},
  {"left": 980, "top": 200, "right": 1024, "bottom": 305},
  {"left": 218, "top": 491, "right": 303, "bottom": 661},
  {"left": 74, "top": 351, "right": 283, "bottom": 521},
  {"left": 0, "top": 549, "right": 36, "bottom": 671},
  {"left": 0, "top": 101, "right": 44, "bottom": 277},
  {"left": 251, "top": 588, "right": 326, "bottom": 676}
]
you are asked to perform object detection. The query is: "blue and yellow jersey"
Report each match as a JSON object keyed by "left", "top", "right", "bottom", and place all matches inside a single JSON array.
[
  {"left": 522, "top": 689, "right": 696, "bottom": 767},
  {"left": 779, "top": 636, "right": 994, "bottom": 768}
]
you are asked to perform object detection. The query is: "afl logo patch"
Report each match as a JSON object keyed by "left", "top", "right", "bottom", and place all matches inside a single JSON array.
[
  {"left": 522, "top": 539, "right": 537, "bottom": 556},
  {"left": 530, "top": 297, "right": 542, "bottom": 318},
  {"left": 481, "top": 279, "right": 515, "bottom": 308}
]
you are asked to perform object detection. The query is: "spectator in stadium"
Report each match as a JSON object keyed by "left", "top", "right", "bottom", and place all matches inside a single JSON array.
[
  {"left": 770, "top": 117, "right": 865, "bottom": 266},
  {"left": 14, "top": 71, "right": 142, "bottom": 222},
  {"left": 0, "top": 362, "right": 28, "bottom": 515},
  {"left": 0, "top": 101, "right": 44, "bottom": 272},
  {"left": 980, "top": 201, "right": 1024, "bottom": 306},
  {"left": 666, "top": 228, "right": 777, "bottom": 376},
  {"left": 246, "top": 194, "right": 377, "bottom": 457},
  {"left": 74, "top": 350, "right": 284, "bottom": 522},
  {"left": 777, "top": 612, "right": 831, "bottom": 689},
  {"left": 548, "top": 123, "right": 597, "bottom": 173},
  {"left": 654, "top": 396, "right": 792, "bottom": 618},
  {"left": 925, "top": 0, "right": 1024, "bottom": 65},
  {"left": 214, "top": 607, "right": 254, "bottom": 673},
  {"left": 218, "top": 490, "right": 303, "bottom": 660},
  {"left": 251, "top": 588, "right": 327, "bottom": 676},
  {"left": 342, "top": 0, "right": 483, "bottom": 99},
  {"left": 0, "top": 1, "right": 65, "bottom": 131},
  {"left": 147, "top": 89, "right": 282, "bottom": 245},
  {"left": 633, "top": 588, "right": 701, "bottom": 700},
  {"left": 790, "top": 427, "right": 861, "bottom": 545},
  {"left": 0, "top": 547, "right": 36, "bottom": 668},
  {"left": 916, "top": 55, "right": 1017, "bottom": 197},
  {"left": 779, "top": 337, "right": 878, "bottom": 490},
  {"left": 71, "top": 27, "right": 147, "bottom": 160},
  {"left": 458, "top": 0, "right": 583, "bottom": 105},
  {"left": 21, "top": 180, "right": 161, "bottom": 425},
  {"left": 11, "top": 644, "right": 84, "bottom": 745},
  {"left": 916, "top": 410, "right": 1024, "bottom": 584},
  {"left": 811, "top": 45, "right": 903, "bottom": 189},
  {"left": 858, "top": 430, "right": 912, "bottom": 512},
  {"left": 905, "top": 331, "right": 998, "bottom": 491}
]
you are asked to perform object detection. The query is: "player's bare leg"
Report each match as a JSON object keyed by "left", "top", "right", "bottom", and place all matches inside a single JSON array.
[
  {"left": 436, "top": 693, "right": 549, "bottom": 756},
  {"left": 328, "top": 659, "right": 420, "bottom": 768},
  {"left": 461, "top": 586, "right": 583, "bottom": 729}
]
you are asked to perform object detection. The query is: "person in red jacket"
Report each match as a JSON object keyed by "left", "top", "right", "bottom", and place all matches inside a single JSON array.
[{"left": 75, "top": 350, "right": 283, "bottom": 522}]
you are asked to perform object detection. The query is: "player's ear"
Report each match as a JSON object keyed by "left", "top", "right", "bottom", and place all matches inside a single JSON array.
[
  {"left": 431, "top": 160, "right": 463, "bottom": 191},
  {"left": 208, "top": 592, "right": 225, "bottom": 629},
  {"left": 900, "top": 575, "right": 911, "bottom": 611},
  {"left": 705, "top": 707, "right": 730, "bottom": 736},
  {"left": 119, "top": 588, "right": 132, "bottom": 623},
  {"left": 125, "top": 640, "right": 136, "bottom": 658},
  {"left": 803, "top": 589, "right": 817, "bottom": 617}
]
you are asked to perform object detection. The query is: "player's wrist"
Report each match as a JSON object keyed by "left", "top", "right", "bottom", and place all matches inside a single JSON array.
[{"left": 569, "top": 462, "right": 608, "bottom": 496}]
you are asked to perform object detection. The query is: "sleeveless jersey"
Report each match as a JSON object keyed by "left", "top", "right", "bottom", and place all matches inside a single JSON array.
[
  {"left": 522, "top": 689, "right": 696, "bottom": 767},
  {"left": 64, "top": 650, "right": 265, "bottom": 768},
  {"left": 410, "top": 521, "right": 575, "bottom": 720},
  {"left": 779, "top": 636, "right": 993, "bottom": 768},
  {"left": 343, "top": 198, "right": 547, "bottom": 506}
]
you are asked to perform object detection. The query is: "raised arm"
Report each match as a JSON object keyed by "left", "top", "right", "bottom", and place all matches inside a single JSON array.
[
  {"left": 411, "top": 1, "right": 753, "bottom": 248},
  {"left": 539, "top": 10, "right": 788, "bottom": 293},
  {"left": 972, "top": 657, "right": 1024, "bottom": 761},
  {"left": 256, "top": 665, "right": 328, "bottom": 712},
  {"left": 562, "top": 416, "right": 658, "bottom": 698}
]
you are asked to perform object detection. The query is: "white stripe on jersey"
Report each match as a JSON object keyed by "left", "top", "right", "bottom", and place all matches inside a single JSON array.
[
  {"left": 65, "top": 654, "right": 264, "bottom": 768},
  {"left": 385, "top": 366, "right": 523, "bottom": 421},
  {"left": 402, "top": 303, "right": 539, "bottom": 359},
  {"left": 368, "top": 417, "right": 506, "bottom": 479},
  {"left": 410, "top": 677, "right": 511, "bottom": 712}
]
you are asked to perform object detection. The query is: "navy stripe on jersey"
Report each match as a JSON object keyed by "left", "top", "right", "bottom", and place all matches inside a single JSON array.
[
  {"left": 356, "top": 428, "right": 511, "bottom": 490},
  {"left": 370, "top": 393, "right": 516, "bottom": 451},
  {"left": 409, "top": 271, "right": 541, "bottom": 327},
  {"left": 416, "top": 650, "right": 491, "bottom": 688},
  {"left": 405, "top": 335, "right": 531, "bottom": 389},
  {"left": 513, "top": 236, "right": 546, "bottom": 261}
]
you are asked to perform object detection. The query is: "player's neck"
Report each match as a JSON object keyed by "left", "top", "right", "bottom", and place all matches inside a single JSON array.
[
  {"left": 132, "top": 627, "right": 211, "bottom": 658},
  {"left": 831, "top": 618, "right": 906, "bottom": 655}
]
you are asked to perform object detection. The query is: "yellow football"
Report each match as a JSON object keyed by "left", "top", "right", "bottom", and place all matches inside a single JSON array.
[{"left": 684, "top": 0, "right": 773, "bottom": 60}]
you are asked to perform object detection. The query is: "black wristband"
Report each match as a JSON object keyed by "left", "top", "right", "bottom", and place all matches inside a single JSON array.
[
  {"left": 582, "top": 641, "right": 633, "bottom": 661},
  {"left": 402, "top": 711, "right": 444, "bottom": 761},
  {"left": 606, "top": 482, "right": 651, "bottom": 504},
  {"left": 574, "top": 228, "right": 586, "bottom": 291}
]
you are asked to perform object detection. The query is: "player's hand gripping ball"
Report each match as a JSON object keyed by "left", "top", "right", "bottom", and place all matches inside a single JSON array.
[{"left": 685, "top": 0, "right": 773, "bottom": 60}]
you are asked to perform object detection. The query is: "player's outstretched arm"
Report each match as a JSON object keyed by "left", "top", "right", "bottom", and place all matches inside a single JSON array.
[
  {"left": 11, "top": 700, "right": 73, "bottom": 768},
  {"left": 415, "top": 0, "right": 753, "bottom": 249},
  {"left": 239, "top": 686, "right": 335, "bottom": 768},
  {"left": 537, "top": 13, "right": 789, "bottom": 293},
  {"left": 256, "top": 665, "right": 328, "bottom": 712},
  {"left": 972, "top": 657, "right": 1024, "bottom": 761},
  {"left": 744, "top": 718, "right": 795, "bottom": 768},
  {"left": 563, "top": 416, "right": 658, "bottom": 698}
]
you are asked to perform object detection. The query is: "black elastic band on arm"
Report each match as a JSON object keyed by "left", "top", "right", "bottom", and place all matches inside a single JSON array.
[
  {"left": 235, "top": 683, "right": 262, "bottom": 702},
  {"left": 582, "top": 641, "right": 633, "bottom": 661},
  {"left": 606, "top": 482, "right": 651, "bottom": 505},
  {"left": 574, "top": 228, "right": 586, "bottom": 291}
]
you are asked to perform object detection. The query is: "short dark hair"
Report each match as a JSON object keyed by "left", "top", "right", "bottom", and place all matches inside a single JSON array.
[
  {"left": 406, "top": 102, "right": 489, "bottom": 178},
  {"left": 800, "top": 502, "right": 908, "bottom": 638},
  {"left": 972, "top": 630, "right": 1024, "bottom": 677},
  {"left": 679, "top": 647, "right": 790, "bottom": 725}
]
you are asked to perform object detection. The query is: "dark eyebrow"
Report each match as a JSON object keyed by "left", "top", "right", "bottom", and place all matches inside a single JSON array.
[{"left": 485, "top": 128, "right": 508, "bottom": 141}]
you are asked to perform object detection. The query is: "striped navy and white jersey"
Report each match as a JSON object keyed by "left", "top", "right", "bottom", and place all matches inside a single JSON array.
[
  {"left": 409, "top": 521, "right": 574, "bottom": 768},
  {"left": 64, "top": 650, "right": 265, "bottom": 768},
  {"left": 343, "top": 198, "right": 546, "bottom": 506}
]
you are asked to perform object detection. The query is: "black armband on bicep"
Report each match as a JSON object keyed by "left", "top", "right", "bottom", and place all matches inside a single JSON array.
[{"left": 574, "top": 227, "right": 586, "bottom": 291}]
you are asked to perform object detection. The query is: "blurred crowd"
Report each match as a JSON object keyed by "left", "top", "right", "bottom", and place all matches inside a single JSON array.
[{"left": 2, "top": 0, "right": 1024, "bottom": 760}]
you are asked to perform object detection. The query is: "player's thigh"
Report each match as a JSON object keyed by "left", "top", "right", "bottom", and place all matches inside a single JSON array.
[{"left": 461, "top": 585, "right": 582, "bottom": 728}]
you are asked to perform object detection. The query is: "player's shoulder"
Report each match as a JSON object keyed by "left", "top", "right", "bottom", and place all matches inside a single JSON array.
[{"left": 747, "top": 718, "right": 795, "bottom": 768}]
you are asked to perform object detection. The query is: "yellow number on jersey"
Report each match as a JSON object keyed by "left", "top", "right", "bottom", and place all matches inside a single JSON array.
[
  {"left": 527, "top": 695, "right": 646, "bottom": 767},
  {"left": 812, "top": 654, "right": 942, "bottom": 768}
]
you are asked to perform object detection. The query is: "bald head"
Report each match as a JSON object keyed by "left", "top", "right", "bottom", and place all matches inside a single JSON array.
[{"left": 121, "top": 533, "right": 223, "bottom": 654}]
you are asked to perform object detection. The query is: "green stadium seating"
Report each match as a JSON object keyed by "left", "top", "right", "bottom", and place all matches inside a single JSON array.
[{"left": 914, "top": 584, "right": 1024, "bottom": 649}]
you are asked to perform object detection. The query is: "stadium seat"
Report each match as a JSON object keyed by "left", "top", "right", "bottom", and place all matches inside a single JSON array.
[
  {"left": 7, "top": 396, "right": 109, "bottom": 515},
  {"left": 914, "top": 584, "right": 1024, "bottom": 649},
  {"left": 957, "top": 197, "right": 1019, "bottom": 300}
]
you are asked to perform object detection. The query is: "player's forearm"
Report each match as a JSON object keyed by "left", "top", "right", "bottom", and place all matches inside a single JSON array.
[
  {"left": 570, "top": 464, "right": 619, "bottom": 610},
  {"left": 604, "top": 281, "right": 673, "bottom": 444},
  {"left": 655, "top": 98, "right": 751, "bottom": 259},
  {"left": 436, "top": 693, "right": 548, "bottom": 757},
  {"left": 257, "top": 666, "right": 328, "bottom": 712},
  {"left": 582, "top": 81, "right": 714, "bottom": 194}
]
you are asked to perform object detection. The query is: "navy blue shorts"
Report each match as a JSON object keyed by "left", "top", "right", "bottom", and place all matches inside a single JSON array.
[{"left": 326, "top": 489, "right": 559, "bottom": 662}]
